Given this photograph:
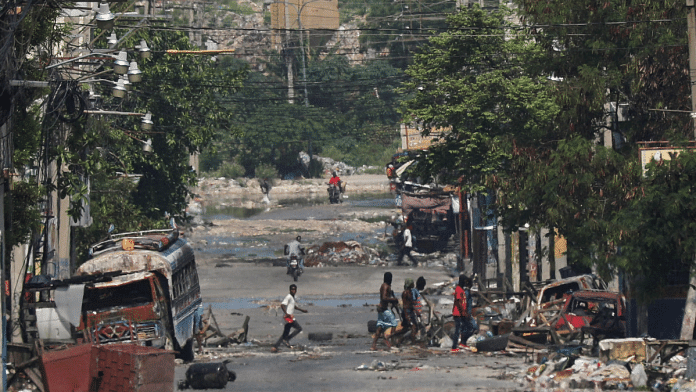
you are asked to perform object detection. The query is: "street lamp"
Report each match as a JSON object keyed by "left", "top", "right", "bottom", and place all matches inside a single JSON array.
[
  {"left": 107, "top": 32, "right": 118, "bottom": 46},
  {"left": 127, "top": 61, "right": 142, "bottom": 83},
  {"left": 113, "top": 51, "right": 129, "bottom": 75},
  {"left": 141, "top": 112, "right": 154, "bottom": 131},
  {"left": 95, "top": 3, "right": 115, "bottom": 30},
  {"left": 112, "top": 77, "right": 127, "bottom": 98},
  {"left": 137, "top": 40, "right": 151, "bottom": 59}
]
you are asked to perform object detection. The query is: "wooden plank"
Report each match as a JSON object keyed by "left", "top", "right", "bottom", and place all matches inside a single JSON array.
[
  {"left": 508, "top": 333, "right": 548, "bottom": 349},
  {"left": 647, "top": 342, "right": 667, "bottom": 363},
  {"left": 24, "top": 367, "right": 45, "bottom": 392}
]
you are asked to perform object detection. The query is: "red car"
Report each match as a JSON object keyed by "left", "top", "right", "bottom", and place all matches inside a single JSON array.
[{"left": 554, "top": 290, "right": 627, "bottom": 341}]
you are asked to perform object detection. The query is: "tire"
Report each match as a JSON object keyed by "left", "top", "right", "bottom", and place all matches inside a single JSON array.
[
  {"left": 293, "top": 269, "right": 299, "bottom": 281},
  {"left": 367, "top": 320, "right": 378, "bottom": 333},
  {"left": 308, "top": 332, "right": 333, "bottom": 341},
  {"left": 475, "top": 333, "right": 510, "bottom": 352},
  {"left": 179, "top": 338, "right": 195, "bottom": 362}
]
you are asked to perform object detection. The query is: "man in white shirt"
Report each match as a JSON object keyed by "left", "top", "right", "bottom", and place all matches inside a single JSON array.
[
  {"left": 284, "top": 236, "right": 305, "bottom": 272},
  {"left": 397, "top": 224, "right": 418, "bottom": 266},
  {"left": 271, "top": 284, "right": 308, "bottom": 352}
]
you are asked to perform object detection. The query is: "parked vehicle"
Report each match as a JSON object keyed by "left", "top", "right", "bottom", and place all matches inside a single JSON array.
[{"left": 21, "top": 220, "right": 202, "bottom": 361}]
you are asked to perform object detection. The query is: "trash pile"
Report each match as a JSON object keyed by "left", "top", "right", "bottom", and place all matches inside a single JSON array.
[
  {"left": 298, "top": 152, "right": 358, "bottom": 176},
  {"left": 305, "top": 241, "right": 380, "bottom": 266}
]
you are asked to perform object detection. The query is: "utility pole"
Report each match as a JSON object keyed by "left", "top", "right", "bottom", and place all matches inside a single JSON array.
[
  {"left": 284, "top": 0, "right": 295, "bottom": 104},
  {"left": 680, "top": 0, "right": 696, "bottom": 340}
]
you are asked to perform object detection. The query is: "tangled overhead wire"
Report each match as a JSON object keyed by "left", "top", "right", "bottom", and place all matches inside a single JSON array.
[{"left": 47, "top": 81, "right": 86, "bottom": 123}]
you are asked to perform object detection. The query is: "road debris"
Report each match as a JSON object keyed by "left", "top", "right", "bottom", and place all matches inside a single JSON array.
[
  {"left": 196, "top": 305, "right": 250, "bottom": 350},
  {"left": 305, "top": 241, "right": 371, "bottom": 266},
  {"left": 178, "top": 360, "right": 236, "bottom": 389}
]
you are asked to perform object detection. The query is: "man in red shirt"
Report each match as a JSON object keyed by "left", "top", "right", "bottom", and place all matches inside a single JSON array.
[
  {"left": 328, "top": 172, "right": 341, "bottom": 186},
  {"left": 451, "top": 275, "right": 474, "bottom": 352}
]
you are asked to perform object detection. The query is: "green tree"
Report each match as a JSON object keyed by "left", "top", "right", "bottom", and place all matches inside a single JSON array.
[
  {"left": 400, "top": 5, "right": 559, "bottom": 190},
  {"left": 54, "top": 27, "right": 247, "bottom": 263},
  {"left": 400, "top": 1, "right": 695, "bottom": 291},
  {"left": 495, "top": 0, "right": 691, "bottom": 277},
  {"left": 206, "top": 54, "right": 404, "bottom": 177},
  {"left": 615, "top": 152, "right": 696, "bottom": 300}
]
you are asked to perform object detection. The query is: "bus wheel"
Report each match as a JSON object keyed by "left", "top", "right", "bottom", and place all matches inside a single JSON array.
[{"left": 180, "top": 338, "right": 195, "bottom": 362}]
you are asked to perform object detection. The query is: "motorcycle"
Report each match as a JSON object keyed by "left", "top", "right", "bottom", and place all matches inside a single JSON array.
[
  {"left": 287, "top": 254, "right": 303, "bottom": 281},
  {"left": 327, "top": 181, "right": 344, "bottom": 204}
]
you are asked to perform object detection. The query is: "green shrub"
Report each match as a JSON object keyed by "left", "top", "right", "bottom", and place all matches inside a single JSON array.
[
  {"left": 255, "top": 163, "right": 278, "bottom": 180},
  {"left": 219, "top": 161, "right": 245, "bottom": 178},
  {"left": 308, "top": 158, "right": 324, "bottom": 178}
]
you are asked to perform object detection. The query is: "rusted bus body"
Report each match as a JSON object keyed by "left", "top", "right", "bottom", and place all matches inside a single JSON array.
[
  {"left": 74, "top": 234, "right": 201, "bottom": 359},
  {"left": 76, "top": 272, "right": 169, "bottom": 345}
]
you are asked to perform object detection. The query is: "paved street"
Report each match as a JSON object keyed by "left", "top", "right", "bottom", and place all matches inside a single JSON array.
[
  {"left": 174, "top": 177, "right": 528, "bottom": 391},
  {"left": 175, "top": 245, "right": 527, "bottom": 390}
]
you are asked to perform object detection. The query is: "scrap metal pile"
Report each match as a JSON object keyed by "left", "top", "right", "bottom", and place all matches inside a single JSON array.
[{"left": 432, "top": 274, "right": 696, "bottom": 391}]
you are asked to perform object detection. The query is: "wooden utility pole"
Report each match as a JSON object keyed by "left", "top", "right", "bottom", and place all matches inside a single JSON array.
[{"left": 680, "top": 0, "right": 696, "bottom": 340}]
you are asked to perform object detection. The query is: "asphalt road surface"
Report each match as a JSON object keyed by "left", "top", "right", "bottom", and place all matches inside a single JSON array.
[{"left": 174, "top": 182, "right": 527, "bottom": 391}]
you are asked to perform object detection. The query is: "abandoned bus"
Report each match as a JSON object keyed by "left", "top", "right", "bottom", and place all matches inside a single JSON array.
[
  {"left": 74, "top": 222, "right": 202, "bottom": 359},
  {"left": 22, "top": 221, "right": 201, "bottom": 360}
]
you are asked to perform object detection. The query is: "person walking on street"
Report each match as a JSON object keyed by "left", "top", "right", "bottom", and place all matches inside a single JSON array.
[
  {"left": 397, "top": 225, "right": 418, "bottom": 266},
  {"left": 412, "top": 276, "right": 427, "bottom": 339},
  {"left": 271, "top": 284, "right": 308, "bottom": 352},
  {"left": 451, "top": 275, "right": 475, "bottom": 352},
  {"left": 371, "top": 272, "right": 399, "bottom": 351},
  {"left": 399, "top": 278, "right": 419, "bottom": 345}
]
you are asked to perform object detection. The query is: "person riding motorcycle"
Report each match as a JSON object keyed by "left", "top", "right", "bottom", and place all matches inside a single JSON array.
[
  {"left": 284, "top": 235, "right": 305, "bottom": 273},
  {"left": 327, "top": 172, "right": 343, "bottom": 203},
  {"left": 329, "top": 172, "right": 341, "bottom": 187}
]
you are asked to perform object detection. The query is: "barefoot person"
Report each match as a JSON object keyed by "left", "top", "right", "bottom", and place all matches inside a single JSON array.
[
  {"left": 271, "top": 284, "right": 308, "bottom": 352},
  {"left": 399, "top": 278, "right": 419, "bottom": 345},
  {"left": 371, "top": 272, "right": 399, "bottom": 350}
]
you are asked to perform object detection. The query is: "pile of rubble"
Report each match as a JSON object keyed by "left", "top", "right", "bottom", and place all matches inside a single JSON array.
[
  {"left": 298, "top": 152, "right": 374, "bottom": 176},
  {"left": 517, "top": 346, "right": 693, "bottom": 391},
  {"left": 426, "top": 273, "right": 696, "bottom": 391},
  {"left": 305, "top": 240, "right": 375, "bottom": 266}
]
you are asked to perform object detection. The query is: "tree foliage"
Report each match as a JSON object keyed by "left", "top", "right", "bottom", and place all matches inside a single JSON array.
[
  {"left": 616, "top": 152, "right": 696, "bottom": 300},
  {"left": 400, "top": 5, "right": 559, "bottom": 190},
  {"left": 202, "top": 55, "right": 404, "bottom": 177},
  {"left": 399, "top": 1, "right": 696, "bottom": 294}
]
